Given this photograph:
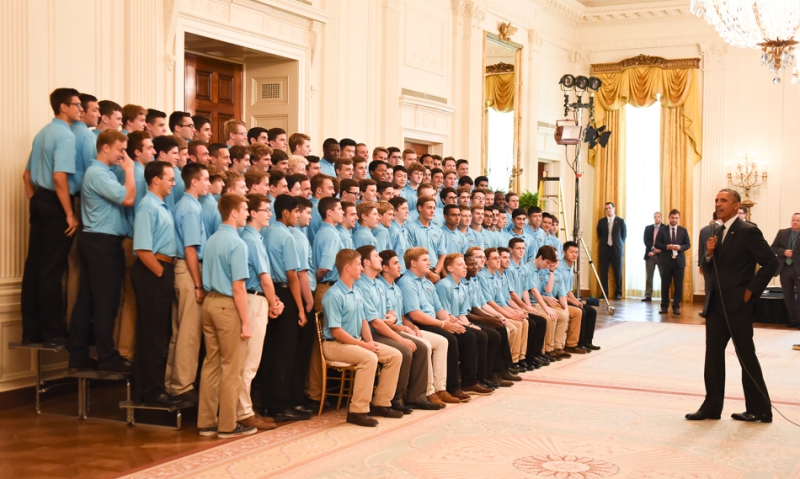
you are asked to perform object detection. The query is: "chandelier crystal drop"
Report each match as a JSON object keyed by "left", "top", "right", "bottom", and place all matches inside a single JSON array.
[{"left": 690, "top": 0, "right": 800, "bottom": 84}]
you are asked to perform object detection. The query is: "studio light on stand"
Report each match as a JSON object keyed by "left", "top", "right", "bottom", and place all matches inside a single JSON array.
[{"left": 555, "top": 73, "right": 615, "bottom": 314}]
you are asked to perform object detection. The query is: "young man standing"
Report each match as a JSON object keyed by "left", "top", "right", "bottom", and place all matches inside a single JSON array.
[
  {"left": 237, "top": 194, "right": 283, "bottom": 431},
  {"left": 94, "top": 100, "right": 122, "bottom": 136},
  {"left": 339, "top": 202, "right": 358, "bottom": 249},
  {"left": 373, "top": 201, "right": 394, "bottom": 252},
  {"left": 388, "top": 197, "right": 410, "bottom": 273},
  {"left": 121, "top": 104, "right": 146, "bottom": 133},
  {"left": 268, "top": 128, "right": 287, "bottom": 151},
  {"left": 403, "top": 163, "right": 426, "bottom": 213},
  {"left": 356, "top": 246, "right": 438, "bottom": 413},
  {"left": 197, "top": 193, "right": 255, "bottom": 438},
  {"left": 224, "top": 120, "right": 247, "bottom": 148},
  {"left": 165, "top": 163, "right": 210, "bottom": 403},
  {"left": 289, "top": 132, "right": 312, "bottom": 157},
  {"left": 208, "top": 143, "right": 231, "bottom": 171},
  {"left": 506, "top": 239, "right": 546, "bottom": 368},
  {"left": 307, "top": 173, "right": 336, "bottom": 243},
  {"left": 260, "top": 195, "right": 311, "bottom": 422},
  {"left": 68, "top": 130, "right": 136, "bottom": 372},
  {"left": 192, "top": 116, "right": 212, "bottom": 143},
  {"left": 321, "top": 250, "right": 403, "bottom": 427},
  {"left": 131, "top": 161, "right": 182, "bottom": 406},
  {"left": 320, "top": 138, "right": 340, "bottom": 177},
  {"left": 353, "top": 202, "right": 379, "bottom": 248},
  {"left": 406, "top": 196, "right": 447, "bottom": 281},
  {"left": 442, "top": 204, "right": 467, "bottom": 254}
]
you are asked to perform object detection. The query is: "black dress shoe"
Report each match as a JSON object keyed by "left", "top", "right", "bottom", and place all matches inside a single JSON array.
[
  {"left": 98, "top": 359, "right": 132, "bottom": 374},
  {"left": 583, "top": 344, "right": 601, "bottom": 351},
  {"left": 673, "top": 309, "right": 681, "bottom": 315},
  {"left": 614, "top": 293, "right": 622, "bottom": 300},
  {"left": 43, "top": 337, "right": 67, "bottom": 349},
  {"left": 68, "top": 357, "right": 98, "bottom": 372},
  {"left": 368, "top": 405, "right": 404, "bottom": 418},
  {"left": 685, "top": 409, "right": 721, "bottom": 420},
  {"left": 294, "top": 404, "right": 314, "bottom": 415},
  {"left": 731, "top": 411, "right": 772, "bottom": 423},
  {"left": 273, "top": 408, "right": 311, "bottom": 422},
  {"left": 658, "top": 309, "right": 669, "bottom": 314},
  {"left": 173, "top": 389, "right": 198, "bottom": 403},
  {"left": 390, "top": 400, "right": 414, "bottom": 414},
  {"left": 406, "top": 399, "right": 443, "bottom": 410},
  {"left": 641, "top": 297, "right": 652, "bottom": 302},
  {"left": 347, "top": 412, "right": 378, "bottom": 427},
  {"left": 144, "top": 393, "right": 184, "bottom": 407}
]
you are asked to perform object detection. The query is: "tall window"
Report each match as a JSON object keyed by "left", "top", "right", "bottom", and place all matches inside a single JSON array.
[
  {"left": 486, "top": 108, "right": 515, "bottom": 191},
  {"left": 624, "top": 100, "right": 661, "bottom": 298}
]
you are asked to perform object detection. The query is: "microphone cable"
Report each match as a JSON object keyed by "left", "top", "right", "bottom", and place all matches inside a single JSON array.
[{"left": 709, "top": 242, "right": 800, "bottom": 428}]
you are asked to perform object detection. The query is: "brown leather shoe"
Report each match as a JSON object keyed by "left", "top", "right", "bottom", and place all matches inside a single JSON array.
[
  {"left": 368, "top": 405, "right": 404, "bottom": 418},
  {"left": 240, "top": 414, "right": 277, "bottom": 430},
  {"left": 545, "top": 351, "right": 562, "bottom": 361},
  {"left": 428, "top": 393, "right": 447, "bottom": 408},
  {"left": 450, "top": 389, "right": 472, "bottom": 401},
  {"left": 462, "top": 383, "right": 493, "bottom": 395},
  {"left": 346, "top": 412, "right": 379, "bottom": 427},
  {"left": 499, "top": 369, "right": 522, "bottom": 381},
  {"left": 564, "top": 346, "right": 588, "bottom": 354},
  {"left": 555, "top": 349, "right": 572, "bottom": 359},
  {"left": 436, "top": 390, "right": 463, "bottom": 403}
]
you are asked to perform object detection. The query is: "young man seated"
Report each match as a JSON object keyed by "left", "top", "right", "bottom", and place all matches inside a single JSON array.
[
  {"left": 355, "top": 246, "right": 441, "bottom": 413},
  {"left": 321, "top": 249, "right": 403, "bottom": 427}
]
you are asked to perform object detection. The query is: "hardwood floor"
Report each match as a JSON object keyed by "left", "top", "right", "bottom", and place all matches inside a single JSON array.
[{"left": 0, "top": 299, "right": 792, "bottom": 479}]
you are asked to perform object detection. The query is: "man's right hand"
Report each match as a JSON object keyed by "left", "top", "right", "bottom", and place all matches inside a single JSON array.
[
  {"left": 647, "top": 252, "right": 654, "bottom": 257},
  {"left": 298, "top": 311, "right": 308, "bottom": 327},
  {"left": 361, "top": 341, "right": 380, "bottom": 353},
  {"left": 121, "top": 153, "right": 135, "bottom": 172},
  {"left": 443, "top": 321, "right": 465, "bottom": 334},
  {"left": 544, "top": 307, "right": 558, "bottom": 321},
  {"left": 401, "top": 338, "right": 417, "bottom": 352},
  {"left": 786, "top": 250, "right": 794, "bottom": 258},
  {"left": 706, "top": 236, "right": 717, "bottom": 256},
  {"left": 65, "top": 214, "right": 80, "bottom": 237}
]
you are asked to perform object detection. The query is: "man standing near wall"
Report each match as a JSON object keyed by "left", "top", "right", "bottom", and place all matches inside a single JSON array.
[
  {"left": 596, "top": 202, "right": 627, "bottom": 300},
  {"left": 642, "top": 212, "right": 663, "bottom": 302}
]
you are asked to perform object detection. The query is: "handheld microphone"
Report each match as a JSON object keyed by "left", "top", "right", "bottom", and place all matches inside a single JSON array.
[{"left": 709, "top": 220, "right": 717, "bottom": 237}]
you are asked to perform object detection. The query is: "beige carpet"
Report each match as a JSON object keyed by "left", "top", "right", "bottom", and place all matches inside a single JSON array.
[{"left": 121, "top": 323, "right": 800, "bottom": 479}]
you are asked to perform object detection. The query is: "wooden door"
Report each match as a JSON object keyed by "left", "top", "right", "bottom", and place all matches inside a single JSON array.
[
  {"left": 185, "top": 53, "right": 242, "bottom": 144},
  {"left": 403, "top": 141, "right": 429, "bottom": 156}
]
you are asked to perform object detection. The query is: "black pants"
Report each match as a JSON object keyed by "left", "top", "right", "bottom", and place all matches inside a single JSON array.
[
  {"left": 419, "top": 324, "right": 478, "bottom": 392},
  {"left": 291, "top": 303, "right": 316, "bottom": 407},
  {"left": 21, "top": 188, "right": 74, "bottom": 342},
  {"left": 259, "top": 285, "right": 303, "bottom": 414},
  {"left": 599, "top": 251, "right": 623, "bottom": 297},
  {"left": 473, "top": 323, "right": 503, "bottom": 379},
  {"left": 780, "top": 267, "right": 800, "bottom": 324},
  {"left": 701, "top": 294, "right": 771, "bottom": 416},
  {"left": 67, "top": 232, "right": 125, "bottom": 367},
  {"left": 471, "top": 326, "right": 489, "bottom": 382},
  {"left": 526, "top": 314, "right": 548, "bottom": 356},
  {"left": 661, "top": 259, "right": 685, "bottom": 310},
  {"left": 131, "top": 259, "right": 175, "bottom": 402},
  {"left": 578, "top": 304, "right": 597, "bottom": 346}
]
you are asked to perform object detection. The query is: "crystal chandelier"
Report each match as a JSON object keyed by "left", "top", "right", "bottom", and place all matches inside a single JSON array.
[{"left": 690, "top": 1, "right": 800, "bottom": 84}]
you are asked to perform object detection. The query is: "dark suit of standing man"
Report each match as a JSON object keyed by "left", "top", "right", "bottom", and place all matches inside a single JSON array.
[
  {"left": 655, "top": 209, "right": 690, "bottom": 315},
  {"left": 642, "top": 212, "right": 663, "bottom": 301},
  {"left": 596, "top": 202, "right": 626, "bottom": 300},
  {"left": 686, "top": 189, "right": 778, "bottom": 423},
  {"left": 771, "top": 214, "right": 800, "bottom": 328}
]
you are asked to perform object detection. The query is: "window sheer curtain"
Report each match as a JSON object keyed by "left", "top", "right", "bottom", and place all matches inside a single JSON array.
[
  {"left": 624, "top": 101, "right": 661, "bottom": 299},
  {"left": 486, "top": 108, "right": 515, "bottom": 191}
]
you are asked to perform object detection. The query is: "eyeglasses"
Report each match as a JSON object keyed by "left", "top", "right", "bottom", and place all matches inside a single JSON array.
[
  {"left": 257, "top": 209, "right": 270, "bottom": 212},
  {"left": 445, "top": 195, "right": 457, "bottom": 200},
  {"left": 68, "top": 102, "right": 83, "bottom": 109},
  {"left": 180, "top": 123, "right": 195, "bottom": 129},
  {"left": 347, "top": 190, "right": 360, "bottom": 196}
]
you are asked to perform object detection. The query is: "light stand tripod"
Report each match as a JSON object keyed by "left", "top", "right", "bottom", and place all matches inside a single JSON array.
[{"left": 557, "top": 74, "right": 614, "bottom": 314}]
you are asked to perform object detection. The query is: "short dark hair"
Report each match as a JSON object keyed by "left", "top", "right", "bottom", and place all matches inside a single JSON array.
[
  {"left": 147, "top": 109, "right": 167, "bottom": 125},
  {"left": 307, "top": 155, "right": 320, "bottom": 164},
  {"left": 387, "top": 146, "right": 401, "bottom": 156},
  {"left": 208, "top": 143, "right": 227, "bottom": 158},
  {"left": 512, "top": 208, "right": 527, "bottom": 219},
  {"left": 721, "top": 188, "right": 741, "bottom": 203},
  {"left": 268, "top": 170, "right": 286, "bottom": 187},
  {"left": 50, "top": 88, "right": 80, "bottom": 116},
  {"left": 527, "top": 206, "right": 542, "bottom": 216},
  {"left": 563, "top": 241, "right": 578, "bottom": 252},
  {"left": 475, "top": 175, "right": 489, "bottom": 185},
  {"left": 286, "top": 173, "right": 306, "bottom": 192},
  {"left": 668, "top": 209, "right": 681, "bottom": 217},
  {"left": 274, "top": 194, "right": 299, "bottom": 221},
  {"left": 125, "top": 131, "right": 152, "bottom": 159},
  {"left": 379, "top": 249, "right": 398, "bottom": 266},
  {"left": 248, "top": 127, "right": 268, "bottom": 144},
  {"left": 79, "top": 93, "right": 98, "bottom": 111},
  {"left": 322, "top": 138, "right": 340, "bottom": 150},
  {"left": 319, "top": 196, "right": 341, "bottom": 220},
  {"left": 455, "top": 159, "right": 469, "bottom": 168},
  {"left": 181, "top": 162, "right": 207, "bottom": 185},
  {"left": 536, "top": 245, "right": 558, "bottom": 262},
  {"left": 393, "top": 165, "right": 407, "bottom": 174},
  {"left": 98, "top": 100, "right": 122, "bottom": 118},
  {"left": 192, "top": 115, "right": 210, "bottom": 130},
  {"left": 340, "top": 138, "right": 357, "bottom": 149},
  {"left": 509, "top": 237, "right": 525, "bottom": 249},
  {"left": 153, "top": 135, "right": 179, "bottom": 156},
  {"left": 144, "top": 161, "right": 172, "bottom": 185},
  {"left": 271, "top": 149, "right": 289, "bottom": 164},
  {"left": 458, "top": 176, "right": 473, "bottom": 187},
  {"left": 443, "top": 204, "right": 459, "bottom": 216},
  {"left": 376, "top": 181, "right": 393, "bottom": 194},
  {"left": 168, "top": 111, "right": 190, "bottom": 132},
  {"left": 389, "top": 196, "right": 408, "bottom": 210},
  {"left": 369, "top": 160, "right": 388, "bottom": 174},
  {"left": 605, "top": 201, "right": 615, "bottom": 208},
  {"left": 356, "top": 244, "right": 377, "bottom": 264},
  {"left": 267, "top": 128, "right": 286, "bottom": 141}
]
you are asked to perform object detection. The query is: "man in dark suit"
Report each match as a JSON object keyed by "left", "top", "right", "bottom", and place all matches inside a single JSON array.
[
  {"left": 642, "top": 212, "right": 663, "bottom": 301},
  {"left": 771, "top": 213, "right": 800, "bottom": 328},
  {"left": 696, "top": 212, "right": 717, "bottom": 318},
  {"left": 687, "top": 189, "right": 778, "bottom": 423},
  {"left": 655, "top": 209, "right": 690, "bottom": 315},
  {"left": 596, "top": 202, "right": 626, "bottom": 300}
]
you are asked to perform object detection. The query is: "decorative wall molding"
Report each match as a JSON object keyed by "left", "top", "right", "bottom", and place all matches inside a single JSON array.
[
  {"left": 529, "top": 29, "right": 544, "bottom": 54},
  {"left": 591, "top": 54, "right": 700, "bottom": 73},
  {"left": 537, "top": 0, "right": 692, "bottom": 25},
  {"left": 585, "top": 34, "right": 717, "bottom": 53},
  {"left": 486, "top": 1, "right": 536, "bottom": 29},
  {"left": 405, "top": 10, "right": 445, "bottom": 75},
  {"left": 699, "top": 42, "right": 729, "bottom": 68}
]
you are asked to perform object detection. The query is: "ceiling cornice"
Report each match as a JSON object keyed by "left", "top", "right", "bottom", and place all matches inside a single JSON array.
[{"left": 535, "top": 0, "right": 692, "bottom": 25}]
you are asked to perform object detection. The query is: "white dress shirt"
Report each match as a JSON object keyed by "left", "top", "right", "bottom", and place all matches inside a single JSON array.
[{"left": 607, "top": 215, "right": 615, "bottom": 246}]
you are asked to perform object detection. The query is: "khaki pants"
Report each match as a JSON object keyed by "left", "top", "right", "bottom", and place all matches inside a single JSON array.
[
  {"left": 532, "top": 302, "right": 568, "bottom": 353},
  {"left": 237, "top": 294, "right": 268, "bottom": 421},
  {"left": 403, "top": 330, "right": 448, "bottom": 395},
  {"left": 321, "top": 340, "right": 401, "bottom": 413},
  {"left": 198, "top": 294, "right": 247, "bottom": 432},
  {"left": 306, "top": 282, "right": 332, "bottom": 401},
  {"left": 114, "top": 238, "right": 137, "bottom": 359},
  {"left": 507, "top": 317, "right": 528, "bottom": 362},
  {"left": 165, "top": 259, "right": 204, "bottom": 396},
  {"left": 564, "top": 305, "right": 584, "bottom": 348}
]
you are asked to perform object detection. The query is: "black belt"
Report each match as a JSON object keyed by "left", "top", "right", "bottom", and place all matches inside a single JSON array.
[
  {"left": 274, "top": 282, "right": 288, "bottom": 288},
  {"left": 319, "top": 281, "right": 335, "bottom": 286},
  {"left": 323, "top": 338, "right": 336, "bottom": 342},
  {"left": 247, "top": 290, "right": 266, "bottom": 297}
]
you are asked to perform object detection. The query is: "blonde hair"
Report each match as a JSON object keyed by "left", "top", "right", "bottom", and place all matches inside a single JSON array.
[{"left": 223, "top": 119, "right": 246, "bottom": 141}]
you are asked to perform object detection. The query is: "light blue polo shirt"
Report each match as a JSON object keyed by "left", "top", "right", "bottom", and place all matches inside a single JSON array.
[
  {"left": 545, "top": 233, "right": 563, "bottom": 256},
  {"left": 307, "top": 197, "right": 322, "bottom": 244},
  {"left": 80, "top": 160, "right": 127, "bottom": 235},
  {"left": 266, "top": 194, "right": 276, "bottom": 220},
  {"left": 313, "top": 223, "right": 345, "bottom": 283},
  {"left": 355, "top": 274, "right": 388, "bottom": 323},
  {"left": 541, "top": 266, "right": 566, "bottom": 298},
  {"left": 508, "top": 258, "right": 533, "bottom": 295},
  {"left": 463, "top": 277, "right": 487, "bottom": 309},
  {"left": 70, "top": 122, "right": 97, "bottom": 193},
  {"left": 461, "top": 227, "right": 479, "bottom": 250},
  {"left": 26, "top": 118, "right": 76, "bottom": 192},
  {"left": 202, "top": 224, "right": 250, "bottom": 296},
  {"left": 165, "top": 166, "right": 185, "bottom": 215},
  {"left": 133, "top": 191, "right": 177, "bottom": 256},
  {"left": 116, "top": 161, "right": 147, "bottom": 238},
  {"left": 406, "top": 219, "right": 446, "bottom": 268},
  {"left": 509, "top": 229, "right": 536, "bottom": 262},
  {"left": 199, "top": 194, "right": 221, "bottom": 237},
  {"left": 290, "top": 226, "right": 316, "bottom": 292},
  {"left": 337, "top": 225, "right": 354, "bottom": 249},
  {"left": 402, "top": 184, "right": 418, "bottom": 213},
  {"left": 261, "top": 221, "right": 302, "bottom": 283},
  {"left": 557, "top": 258, "right": 575, "bottom": 297},
  {"left": 319, "top": 158, "right": 336, "bottom": 177},
  {"left": 397, "top": 270, "right": 444, "bottom": 317},
  {"left": 477, "top": 268, "right": 505, "bottom": 306},
  {"left": 240, "top": 225, "right": 271, "bottom": 293},
  {"left": 432, "top": 207, "right": 444, "bottom": 229},
  {"left": 173, "top": 194, "right": 206, "bottom": 260},
  {"left": 352, "top": 225, "right": 377, "bottom": 249},
  {"left": 435, "top": 275, "right": 470, "bottom": 317},
  {"left": 470, "top": 227, "right": 492, "bottom": 250},
  {"left": 497, "top": 269, "right": 514, "bottom": 305},
  {"left": 389, "top": 220, "right": 409, "bottom": 273},
  {"left": 529, "top": 266, "right": 548, "bottom": 303},
  {"left": 442, "top": 225, "right": 467, "bottom": 254},
  {"left": 373, "top": 224, "right": 391, "bottom": 252},
  {"left": 525, "top": 225, "right": 545, "bottom": 260},
  {"left": 377, "top": 275, "right": 404, "bottom": 317},
  {"left": 321, "top": 280, "right": 367, "bottom": 340}
]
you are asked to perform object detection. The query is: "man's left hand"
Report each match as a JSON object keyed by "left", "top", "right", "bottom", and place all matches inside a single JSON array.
[{"left": 744, "top": 289, "right": 752, "bottom": 303}]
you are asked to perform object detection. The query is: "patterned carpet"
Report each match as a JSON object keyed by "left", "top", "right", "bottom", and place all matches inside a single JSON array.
[{"left": 121, "top": 323, "right": 800, "bottom": 479}]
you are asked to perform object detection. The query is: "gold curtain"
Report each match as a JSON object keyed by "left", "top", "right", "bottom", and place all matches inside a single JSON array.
[
  {"left": 485, "top": 73, "right": 515, "bottom": 113},
  {"left": 588, "top": 62, "right": 702, "bottom": 302}
]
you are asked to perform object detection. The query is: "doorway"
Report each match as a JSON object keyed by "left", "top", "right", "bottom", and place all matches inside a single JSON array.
[
  {"left": 185, "top": 53, "right": 243, "bottom": 144},
  {"left": 404, "top": 141, "right": 429, "bottom": 156}
]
